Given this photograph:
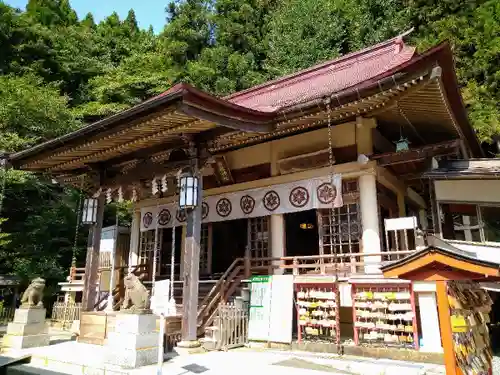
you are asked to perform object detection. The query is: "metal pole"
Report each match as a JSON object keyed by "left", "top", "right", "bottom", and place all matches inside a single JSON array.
[
  {"left": 106, "top": 213, "right": 119, "bottom": 312},
  {"left": 157, "top": 313, "right": 165, "bottom": 375},
  {"left": 170, "top": 224, "right": 176, "bottom": 302}
]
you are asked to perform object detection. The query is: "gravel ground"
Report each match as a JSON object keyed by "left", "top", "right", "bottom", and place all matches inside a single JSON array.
[{"left": 493, "top": 356, "right": 500, "bottom": 375}]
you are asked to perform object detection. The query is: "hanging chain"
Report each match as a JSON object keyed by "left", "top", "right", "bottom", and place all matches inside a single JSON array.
[
  {"left": 71, "top": 177, "right": 85, "bottom": 268},
  {"left": 326, "top": 97, "right": 342, "bottom": 354}
]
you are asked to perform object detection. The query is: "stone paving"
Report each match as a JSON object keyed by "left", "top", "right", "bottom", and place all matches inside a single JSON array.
[
  {"left": 2, "top": 341, "right": 447, "bottom": 375},
  {"left": 133, "top": 348, "right": 446, "bottom": 375}
]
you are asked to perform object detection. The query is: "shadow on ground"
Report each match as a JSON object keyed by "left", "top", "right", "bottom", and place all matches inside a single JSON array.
[
  {"left": 0, "top": 354, "right": 64, "bottom": 374},
  {"left": 273, "top": 358, "right": 357, "bottom": 374}
]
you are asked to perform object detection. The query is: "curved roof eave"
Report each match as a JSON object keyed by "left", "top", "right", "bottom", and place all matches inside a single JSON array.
[
  {"left": 9, "top": 83, "right": 277, "bottom": 165},
  {"left": 277, "top": 42, "right": 482, "bottom": 158}
]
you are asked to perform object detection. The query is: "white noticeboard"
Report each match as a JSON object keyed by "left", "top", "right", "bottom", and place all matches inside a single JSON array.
[
  {"left": 100, "top": 228, "right": 115, "bottom": 253},
  {"left": 268, "top": 275, "right": 293, "bottom": 343},
  {"left": 151, "top": 279, "right": 170, "bottom": 316},
  {"left": 247, "top": 274, "right": 294, "bottom": 343},
  {"left": 248, "top": 275, "right": 272, "bottom": 341}
]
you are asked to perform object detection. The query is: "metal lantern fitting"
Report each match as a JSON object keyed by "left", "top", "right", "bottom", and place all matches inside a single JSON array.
[
  {"left": 82, "top": 198, "right": 99, "bottom": 225},
  {"left": 395, "top": 137, "right": 410, "bottom": 153},
  {"left": 178, "top": 171, "right": 199, "bottom": 210}
]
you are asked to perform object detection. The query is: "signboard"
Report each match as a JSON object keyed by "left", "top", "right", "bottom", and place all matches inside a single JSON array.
[
  {"left": 100, "top": 228, "right": 115, "bottom": 253},
  {"left": 268, "top": 275, "right": 293, "bottom": 343},
  {"left": 247, "top": 274, "right": 294, "bottom": 343},
  {"left": 151, "top": 279, "right": 170, "bottom": 316},
  {"left": 248, "top": 275, "right": 272, "bottom": 341}
]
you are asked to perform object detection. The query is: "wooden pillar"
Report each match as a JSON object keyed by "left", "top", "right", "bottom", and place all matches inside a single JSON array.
[
  {"left": 397, "top": 193, "right": 406, "bottom": 217},
  {"left": 356, "top": 116, "right": 376, "bottom": 156},
  {"left": 270, "top": 214, "right": 285, "bottom": 275},
  {"left": 178, "top": 163, "right": 203, "bottom": 347},
  {"left": 82, "top": 195, "right": 105, "bottom": 312},
  {"left": 180, "top": 225, "right": 187, "bottom": 281},
  {"left": 436, "top": 280, "right": 459, "bottom": 375}
]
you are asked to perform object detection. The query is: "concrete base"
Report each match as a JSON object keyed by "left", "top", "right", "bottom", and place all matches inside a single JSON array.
[
  {"left": 174, "top": 342, "right": 206, "bottom": 356},
  {"left": 2, "top": 307, "right": 49, "bottom": 349},
  {"left": 2, "top": 333, "right": 50, "bottom": 349},
  {"left": 105, "top": 313, "right": 158, "bottom": 369},
  {"left": 107, "top": 347, "right": 157, "bottom": 369}
]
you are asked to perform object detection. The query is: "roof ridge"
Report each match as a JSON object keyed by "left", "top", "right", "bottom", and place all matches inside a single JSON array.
[{"left": 225, "top": 29, "right": 414, "bottom": 102}]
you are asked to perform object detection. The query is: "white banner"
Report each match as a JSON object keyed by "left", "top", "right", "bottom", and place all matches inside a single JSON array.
[{"left": 140, "top": 174, "right": 343, "bottom": 231}]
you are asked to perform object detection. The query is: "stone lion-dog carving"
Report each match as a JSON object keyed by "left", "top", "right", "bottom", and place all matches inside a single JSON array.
[
  {"left": 21, "top": 277, "right": 45, "bottom": 308},
  {"left": 121, "top": 274, "right": 150, "bottom": 312}
]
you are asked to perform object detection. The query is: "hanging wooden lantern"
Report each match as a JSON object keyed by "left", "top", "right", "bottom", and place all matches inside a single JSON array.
[
  {"left": 82, "top": 198, "right": 98, "bottom": 225},
  {"left": 178, "top": 170, "right": 199, "bottom": 210}
]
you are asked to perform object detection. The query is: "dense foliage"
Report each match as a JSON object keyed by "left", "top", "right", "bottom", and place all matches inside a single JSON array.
[{"left": 0, "top": 0, "right": 499, "bottom": 290}]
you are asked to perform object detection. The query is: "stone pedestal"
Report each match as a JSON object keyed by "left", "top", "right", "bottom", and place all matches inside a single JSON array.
[
  {"left": 3, "top": 307, "right": 50, "bottom": 349},
  {"left": 105, "top": 313, "right": 158, "bottom": 369}
]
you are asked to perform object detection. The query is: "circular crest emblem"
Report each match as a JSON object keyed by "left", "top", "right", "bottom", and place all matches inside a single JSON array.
[
  {"left": 158, "top": 208, "right": 171, "bottom": 226},
  {"left": 263, "top": 190, "right": 280, "bottom": 211},
  {"left": 142, "top": 212, "right": 153, "bottom": 228},
  {"left": 289, "top": 186, "right": 310, "bottom": 208},
  {"left": 317, "top": 183, "right": 337, "bottom": 204},
  {"left": 240, "top": 195, "right": 256, "bottom": 215},
  {"left": 216, "top": 198, "right": 232, "bottom": 217},
  {"left": 202, "top": 202, "right": 209, "bottom": 220},
  {"left": 176, "top": 209, "right": 187, "bottom": 223}
]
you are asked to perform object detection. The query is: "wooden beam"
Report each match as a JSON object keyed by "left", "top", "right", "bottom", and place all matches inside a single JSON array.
[
  {"left": 181, "top": 105, "right": 273, "bottom": 133},
  {"left": 97, "top": 139, "right": 188, "bottom": 170},
  {"left": 18, "top": 106, "right": 182, "bottom": 169},
  {"left": 407, "top": 187, "right": 426, "bottom": 209},
  {"left": 212, "top": 155, "right": 234, "bottom": 185},
  {"left": 376, "top": 166, "right": 406, "bottom": 197},
  {"left": 134, "top": 161, "right": 375, "bottom": 208},
  {"left": 372, "top": 139, "right": 461, "bottom": 167},
  {"left": 368, "top": 67, "right": 442, "bottom": 119},
  {"left": 372, "top": 128, "right": 395, "bottom": 153}
]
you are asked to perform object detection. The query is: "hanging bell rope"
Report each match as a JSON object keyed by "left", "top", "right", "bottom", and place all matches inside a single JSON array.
[{"left": 170, "top": 177, "right": 177, "bottom": 305}]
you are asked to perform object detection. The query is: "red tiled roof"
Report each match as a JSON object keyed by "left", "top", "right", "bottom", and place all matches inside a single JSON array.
[{"left": 225, "top": 33, "right": 416, "bottom": 112}]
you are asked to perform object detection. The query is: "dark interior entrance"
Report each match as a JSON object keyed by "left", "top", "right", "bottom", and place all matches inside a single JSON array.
[
  {"left": 160, "top": 227, "right": 183, "bottom": 277},
  {"left": 212, "top": 219, "right": 248, "bottom": 274},
  {"left": 285, "top": 209, "right": 319, "bottom": 257}
]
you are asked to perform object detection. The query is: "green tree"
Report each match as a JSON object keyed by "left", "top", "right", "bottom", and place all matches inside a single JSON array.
[
  {"left": 0, "top": 74, "right": 79, "bottom": 151},
  {"left": 186, "top": 0, "right": 277, "bottom": 95},
  {"left": 25, "top": 0, "right": 78, "bottom": 27},
  {"left": 160, "top": 0, "right": 213, "bottom": 68}
]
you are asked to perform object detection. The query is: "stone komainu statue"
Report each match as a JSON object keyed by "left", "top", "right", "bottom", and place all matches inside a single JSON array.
[
  {"left": 20, "top": 277, "right": 45, "bottom": 308},
  {"left": 121, "top": 274, "right": 150, "bottom": 312}
]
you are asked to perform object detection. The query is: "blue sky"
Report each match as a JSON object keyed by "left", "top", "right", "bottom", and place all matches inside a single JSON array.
[{"left": 5, "top": 0, "right": 167, "bottom": 32}]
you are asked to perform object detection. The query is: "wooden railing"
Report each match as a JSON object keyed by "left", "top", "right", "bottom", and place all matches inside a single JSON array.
[
  {"left": 69, "top": 267, "right": 86, "bottom": 282},
  {"left": 195, "top": 248, "right": 417, "bottom": 331},
  {"left": 0, "top": 306, "right": 15, "bottom": 324},
  {"left": 51, "top": 302, "right": 82, "bottom": 327}
]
